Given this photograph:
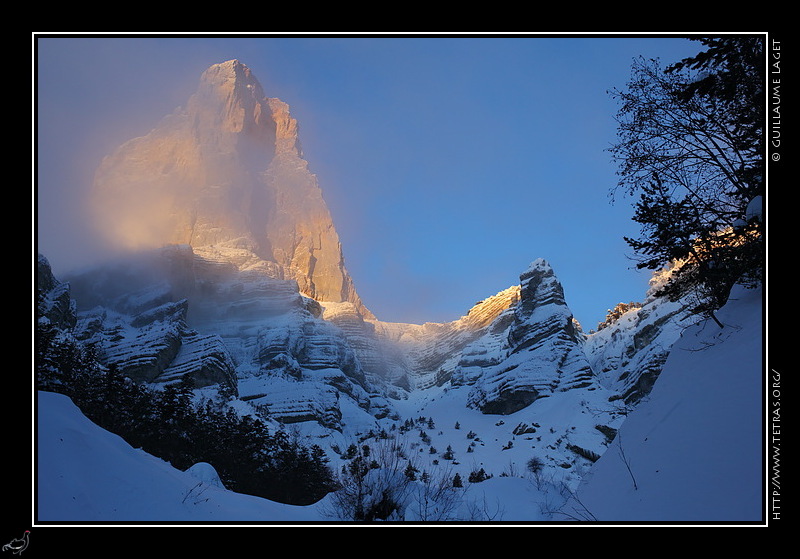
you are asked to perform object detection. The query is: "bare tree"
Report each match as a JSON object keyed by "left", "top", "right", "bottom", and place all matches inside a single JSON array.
[
  {"left": 324, "top": 437, "right": 417, "bottom": 521},
  {"left": 410, "top": 463, "right": 465, "bottom": 521}
]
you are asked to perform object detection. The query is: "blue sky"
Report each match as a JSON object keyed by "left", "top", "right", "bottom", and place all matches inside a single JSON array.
[{"left": 36, "top": 34, "right": 707, "bottom": 329}]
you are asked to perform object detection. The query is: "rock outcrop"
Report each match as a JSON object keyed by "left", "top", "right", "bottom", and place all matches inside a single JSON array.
[
  {"left": 37, "top": 254, "right": 76, "bottom": 330},
  {"left": 453, "top": 259, "right": 604, "bottom": 415},
  {"left": 90, "top": 59, "right": 371, "bottom": 318},
  {"left": 584, "top": 269, "right": 701, "bottom": 405},
  {"left": 369, "top": 285, "right": 522, "bottom": 390},
  {"left": 67, "top": 270, "right": 238, "bottom": 394}
]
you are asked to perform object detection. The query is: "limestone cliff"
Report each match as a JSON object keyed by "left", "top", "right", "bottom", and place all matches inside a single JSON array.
[
  {"left": 453, "top": 259, "right": 606, "bottom": 415},
  {"left": 91, "top": 60, "right": 371, "bottom": 318},
  {"left": 583, "top": 268, "right": 701, "bottom": 405},
  {"left": 37, "top": 254, "right": 77, "bottom": 331}
]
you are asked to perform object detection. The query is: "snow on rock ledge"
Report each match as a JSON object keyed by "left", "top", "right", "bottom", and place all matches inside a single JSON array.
[{"left": 460, "top": 259, "right": 604, "bottom": 415}]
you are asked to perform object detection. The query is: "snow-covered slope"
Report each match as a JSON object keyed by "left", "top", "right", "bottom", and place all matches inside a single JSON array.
[
  {"left": 36, "top": 284, "right": 763, "bottom": 524},
  {"left": 41, "top": 251, "right": 745, "bottom": 521},
  {"left": 558, "top": 284, "right": 764, "bottom": 522},
  {"left": 36, "top": 390, "right": 320, "bottom": 523},
  {"left": 36, "top": 388, "right": 563, "bottom": 522}
]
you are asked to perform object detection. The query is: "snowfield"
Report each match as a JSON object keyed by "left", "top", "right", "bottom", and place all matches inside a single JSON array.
[{"left": 35, "top": 284, "right": 765, "bottom": 526}]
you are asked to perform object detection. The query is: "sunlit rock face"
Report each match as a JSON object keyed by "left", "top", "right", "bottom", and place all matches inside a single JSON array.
[
  {"left": 368, "top": 286, "right": 523, "bottom": 390},
  {"left": 91, "top": 60, "right": 370, "bottom": 318}
]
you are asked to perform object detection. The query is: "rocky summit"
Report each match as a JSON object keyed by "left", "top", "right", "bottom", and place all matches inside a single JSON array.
[
  {"left": 455, "top": 259, "right": 601, "bottom": 415},
  {"left": 91, "top": 59, "right": 370, "bottom": 319}
]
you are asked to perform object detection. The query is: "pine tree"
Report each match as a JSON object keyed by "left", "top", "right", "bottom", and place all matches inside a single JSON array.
[
  {"left": 468, "top": 468, "right": 489, "bottom": 483},
  {"left": 442, "top": 445, "right": 455, "bottom": 460},
  {"left": 404, "top": 462, "right": 418, "bottom": 481}
]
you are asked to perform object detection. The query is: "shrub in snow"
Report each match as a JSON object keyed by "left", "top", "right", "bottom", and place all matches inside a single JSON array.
[{"left": 468, "top": 468, "right": 490, "bottom": 483}]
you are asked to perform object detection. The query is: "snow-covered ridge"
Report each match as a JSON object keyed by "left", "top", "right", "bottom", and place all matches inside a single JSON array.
[
  {"left": 41, "top": 250, "right": 664, "bottom": 495},
  {"left": 45, "top": 245, "right": 699, "bottom": 454},
  {"left": 57, "top": 246, "right": 391, "bottom": 431},
  {"left": 366, "top": 285, "right": 522, "bottom": 390},
  {"left": 453, "top": 259, "right": 602, "bottom": 414},
  {"left": 36, "top": 281, "right": 763, "bottom": 523}
]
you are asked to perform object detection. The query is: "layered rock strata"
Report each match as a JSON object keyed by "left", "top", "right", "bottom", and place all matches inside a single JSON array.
[
  {"left": 583, "top": 271, "right": 700, "bottom": 405},
  {"left": 453, "top": 259, "right": 603, "bottom": 415},
  {"left": 61, "top": 245, "right": 389, "bottom": 430}
]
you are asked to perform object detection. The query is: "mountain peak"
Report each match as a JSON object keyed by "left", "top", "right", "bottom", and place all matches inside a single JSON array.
[
  {"left": 523, "top": 258, "right": 552, "bottom": 276},
  {"left": 198, "top": 59, "right": 266, "bottom": 104},
  {"left": 201, "top": 59, "right": 261, "bottom": 90},
  {"left": 90, "top": 61, "right": 371, "bottom": 318}
]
